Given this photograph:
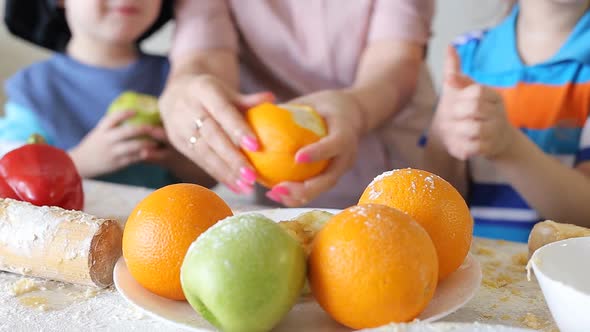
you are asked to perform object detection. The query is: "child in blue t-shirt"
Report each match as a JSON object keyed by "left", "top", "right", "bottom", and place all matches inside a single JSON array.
[
  {"left": 0, "top": 0, "right": 214, "bottom": 189},
  {"left": 424, "top": 1, "right": 590, "bottom": 242}
]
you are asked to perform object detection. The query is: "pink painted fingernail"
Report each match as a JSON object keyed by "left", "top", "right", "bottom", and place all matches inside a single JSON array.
[
  {"left": 266, "top": 191, "right": 283, "bottom": 203},
  {"left": 241, "top": 136, "right": 260, "bottom": 152},
  {"left": 271, "top": 186, "right": 289, "bottom": 196},
  {"left": 240, "top": 167, "right": 257, "bottom": 184},
  {"left": 226, "top": 183, "right": 241, "bottom": 194},
  {"left": 295, "top": 153, "right": 311, "bottom": 163},
  {"left": 236, "top": 179, "right": 254, "bottom": 194}
]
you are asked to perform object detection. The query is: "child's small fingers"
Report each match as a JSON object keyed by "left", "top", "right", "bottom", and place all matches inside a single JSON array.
[
  {"left": 456, "top": 84, "right": 499, "bottom": 104},
  {"left": 444, "top": 73, "right": 473, "bottom": 90},
  {"left": 462, "top": 139, "right": 482, "bottom": 159},
  {"left": 444, "top": 45, "right": 462, "bottom": 77},
  {"left": 141, "top": 147, "right": 169, "bottom": 161},
  {"left": 109, "top": 124, "right": 155, "bottom": 142},
  {"left": 146, "top": 127, "right": 168, "bottom": 142},
  {"left": 452, "top": 99, "right": 484, "bottom": 121},
  {"left": 112, "top": 139, "right": 158, "bottom": 160},
  {"left": 99, "top": 110, "right": 136, "bottom": 129},
  {"left": 454, "top": 119, "right": 483, "bottom": 140},
  {"left": 448, "top": 139, "right": 479, "bottom": 161}
]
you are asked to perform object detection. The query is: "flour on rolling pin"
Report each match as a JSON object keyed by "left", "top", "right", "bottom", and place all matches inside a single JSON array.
[{"left": 0, "top": 198, "right": 122, "bottom": 288}]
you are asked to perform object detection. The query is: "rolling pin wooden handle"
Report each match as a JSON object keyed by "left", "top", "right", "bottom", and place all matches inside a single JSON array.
[
  {"left": 89, "top": 219, "right": 123, "bottom": 288},
  {"left": 528, "top": 220, "right": 590, "bottom": 257},
  {"left": 0, "top": 198, "right": 122, "bottom": 288}
]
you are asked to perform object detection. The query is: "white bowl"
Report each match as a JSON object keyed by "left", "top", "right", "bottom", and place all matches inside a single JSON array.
[{"left": 530, "top": 237, "right": 590, "bottom": 332}]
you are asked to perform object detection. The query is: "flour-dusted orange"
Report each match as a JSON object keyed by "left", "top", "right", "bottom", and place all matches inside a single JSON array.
[
  {"left": 309, "top": 204, "right": 438, "bottom": 329},
  {"left": 122, "top": 184, "right": 233, "bottom": 300},
  {"left": 359, "top": 168, "right": 473, "bottom": 280},
  {"left": 243, "top": 103, "right": 329, "bottom": 187}
]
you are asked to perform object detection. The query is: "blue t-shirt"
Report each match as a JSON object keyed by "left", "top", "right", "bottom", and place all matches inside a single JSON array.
[
  {"left": 1, "top": 53, "right": 176, "bottom": 189},
  {"left": 454, "top": 6, "right": 590, "bottom": 242}
]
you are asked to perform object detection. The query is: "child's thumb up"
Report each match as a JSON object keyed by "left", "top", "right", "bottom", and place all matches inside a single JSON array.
[{"left": 444, "top": 46, "right": 474, "bottom": 90}]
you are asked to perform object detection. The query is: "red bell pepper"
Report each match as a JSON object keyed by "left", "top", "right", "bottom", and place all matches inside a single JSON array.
[{"left": 0, "top": 135, "right": 84, "bottom": 210}]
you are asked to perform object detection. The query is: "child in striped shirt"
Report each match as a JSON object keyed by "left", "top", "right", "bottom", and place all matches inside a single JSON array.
[{"left": 425, "top": 0, "right": 590, "bottom": 242}]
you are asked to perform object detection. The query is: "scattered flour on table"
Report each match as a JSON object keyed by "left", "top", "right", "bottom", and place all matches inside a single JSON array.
[
  {"left": 442, "top": 239, "right": 557, "bottom": 332},
  {"left": 1, "top": 271, "right": 151, "bottom": 331},
  {"left": 10, "top": 278, "right": 41, "bottom": 296}
]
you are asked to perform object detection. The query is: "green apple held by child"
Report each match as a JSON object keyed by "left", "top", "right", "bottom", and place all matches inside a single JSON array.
[{"left": 107, "top": 91, "right": 162, "bottom": 126}]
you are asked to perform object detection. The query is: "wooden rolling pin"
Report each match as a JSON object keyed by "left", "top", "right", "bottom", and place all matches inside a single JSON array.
[
  {"left": 0, "top": 198, "right": 122, "bottom": 288},
  {"left": 528, "top": 220, "right": 590, "bottom": 257}
]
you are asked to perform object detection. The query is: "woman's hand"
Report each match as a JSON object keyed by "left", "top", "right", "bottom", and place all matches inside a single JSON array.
[
  {"left": 140, "top": 126, "right": 218, "bottom": 188},
  {"left": 69, "top": 110, "right": 162, "bottom": 178},
  {"left": 265, "top": 90, "right": 365, "bottom": 207},
  {"left": 159, "top": 74, "right": 274, "bottom": 194}
]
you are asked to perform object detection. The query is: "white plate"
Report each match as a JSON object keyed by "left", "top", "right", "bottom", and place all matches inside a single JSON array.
[
  {"left": 114, "top": 208, "right": 482, "bottom": 331},
  {"left": 363, "top": 322, "right": 535, "bottom": 332}
]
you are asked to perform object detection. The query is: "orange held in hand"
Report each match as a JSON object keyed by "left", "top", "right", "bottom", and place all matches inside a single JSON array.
[
  {"left": 243, "top": 103, "right": 328, "bottom": 187},
  {"left": 359, "top": 168, "right": 473, "bottom": 280},
  {"left": 309, "top": 204, "right": 438, "bottom": 329},
  {"left": 122, "top": 183, "right": 233, "bottom": 300}
]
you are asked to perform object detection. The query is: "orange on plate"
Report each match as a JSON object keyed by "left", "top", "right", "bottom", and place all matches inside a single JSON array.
[
  {"left": 359, "top": 168, "right": 473, "bottom": 280},
  {"left": 309, "top": 204, "right": 438, "bottom": 329},
  {"left": 122, "top": 183, "right": 233, "bottom": 300},
  {"left": 243, "top": 103, "right": 328, "bottom": 187}
]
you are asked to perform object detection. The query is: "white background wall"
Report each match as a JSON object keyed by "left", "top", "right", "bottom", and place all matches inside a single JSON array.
[{"left": 0, "top": 0, "right": 505, "bottom": 111}]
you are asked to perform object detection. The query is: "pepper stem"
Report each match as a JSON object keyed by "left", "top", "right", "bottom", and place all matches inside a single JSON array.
[{"left": 27, "top": 134, "right": 47, "bottom": 144}]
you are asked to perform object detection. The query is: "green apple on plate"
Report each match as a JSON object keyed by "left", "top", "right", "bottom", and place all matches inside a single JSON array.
[
  {"left": 180, "top": 213, "right": 306, "bottom": 332},
  {"left": 107, "top": 91, "right": 162, "bottom": 126}
]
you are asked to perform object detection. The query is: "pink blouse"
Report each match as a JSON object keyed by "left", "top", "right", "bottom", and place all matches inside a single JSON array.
[{"left": 172, "top": 0, "right": 437, "bottom": 208}]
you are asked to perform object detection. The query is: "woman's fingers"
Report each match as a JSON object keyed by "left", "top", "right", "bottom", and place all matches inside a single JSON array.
[
  {"left": 294, "top": 133, "right": 341, "bottom": 164},
  {"left": 197, "top": 113, "right": 258, "bottom": 185},
  {"left": 294, "top": 113, "right": 349, "bottom": 163},
  {"left": 158, "top": 75, "right": 271, "bottom": 193},
  {"left": 267, "top": 153, "right": 353, "bottom": 207},
  {"left": 198, "top": 83, "right": 260, "bottom": 150},
  {"left": 169, "top": 111, "right": 254, "bottom": 194},
  {"left": 188, "top": 136, "right": 254, "bottom": 194},
  {"left": 234, "top": 91, "right": 276, "bottom": 111}
]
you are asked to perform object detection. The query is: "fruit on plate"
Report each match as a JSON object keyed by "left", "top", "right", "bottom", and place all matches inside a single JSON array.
[
  {"left": 278, "top": 209, "right": 334, "bottom": 255},
  {"left": 359, "top": 168, "right": 473, "bottom": 280},
  {"left": 309, "top": 204, "right": 438, "bottom": 328},
  {"left": 243, "top": 103, "right": 329, "bottom": 187},
  {"left": 122, "top": 183, "right": 232, "bottom": 300},
  {"left": 107, "top": 91, "right": 162, "bottom": 126},
  {"left": 278, "top": 209, "right": 334, "bottom": 296},
  {"left": 181, "top": 213, "right": 306, "bottom": 332}
]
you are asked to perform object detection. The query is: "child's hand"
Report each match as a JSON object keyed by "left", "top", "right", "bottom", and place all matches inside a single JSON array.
[
  {"left": 69, "top": 110, "right": 162, "bottom": 178},
  {"left": 265, "top": 90, "right": 364, "bottom": 207},
  {"left": 139, "top": 126, "right": 187, "bottom": 166},
  {"left": 433, "top": 46, "right": 517, "bottom": 161}
]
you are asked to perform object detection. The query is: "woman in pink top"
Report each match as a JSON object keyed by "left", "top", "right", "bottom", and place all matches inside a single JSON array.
[{"left": 160, "top": 0, "right": 437, "bottom": 208}]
